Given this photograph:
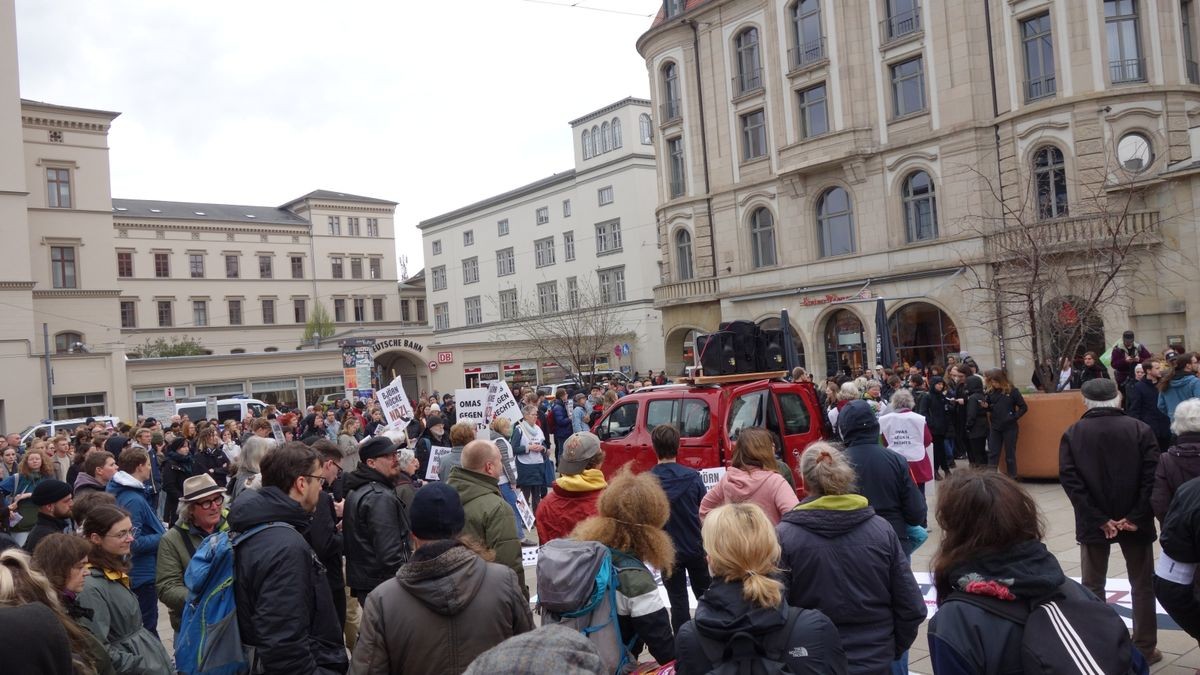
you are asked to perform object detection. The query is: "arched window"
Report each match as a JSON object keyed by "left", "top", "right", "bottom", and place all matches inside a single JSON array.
[
  {"left": 823, "top": 310, "right": 865, "bottom": 377},
  {"left": 888, "top": 302, "right": 959, "bottom": 368},
  {"left": 591, "top": 125, "right": 601, "bottom": 156},
  {"left": 639, "top": 113, "right": 653, "bottom": 144},
  {"left": 611, "top": 118, "right": 622, "bottom": 148},
  {"left": 791, "top": 0, "right": 824, "bottom": 66},
  {"left": 749, "top": 208, "right": 777, "bottom": 268},
  {"left": 662, "top": 63, "right": 681, "bottom": 120},
  {"left": 675, "top": 230, "right": 695, "bottom": 281},
  {"left": 734, "top": 28, "right": 763, "bottom": 94},
  {"left": 1041, "top": 297, "right": 1106, "bottom": 364},
  {"left": 582, "top": 129, "right": 592, "bottom": 159},
  {"left": 1033, "top": 145, "right": 1068, "bottom": 220},
  {"left": 231, "top": 348, "right": 246, "bottom": 354},
  {"left": 901, "top": 170, "right": 938, "bottom": 242},
  {"left": 601, "top": 121, "right": 611, "bottom": 153},
  {"left": 54, "top": 331, "right": 83, "bottom": 354},
  {"left": 817, "top": 187, "right": 855, "bottom": 257}
]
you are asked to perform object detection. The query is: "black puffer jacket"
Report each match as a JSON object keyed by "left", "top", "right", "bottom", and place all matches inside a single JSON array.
[
  {"left": 192, "top": 446, "right": 230, "bottom": 487},
  {"left": 675, "top": 579, "right": 847, "bottom": 675},
  {"left": 837, "top": 401, "right": 926, "bottom": 545},
  {"left": 964, "top": 378, "right": 989, "bottom": 440},
  {"left": 1152, "top": 432, "right": 1200, "bottom": 523},
  {"left": 926, "top": 378, "right": 950, "bottom": 436},
  {"left": 228, "top": 486, "right": 347, "bottom": 675},
  {"left": 984, "top": 388, "right": 1027, "bottom": 431},
  {"left": 343, "top": 464, "right": 412, "bottom": 594}
]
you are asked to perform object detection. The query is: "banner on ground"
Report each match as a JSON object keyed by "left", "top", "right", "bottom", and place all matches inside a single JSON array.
[
  {"left": 485, "top": 380, "right": 524, "bottom": 425},
  {"left": 377, "top": 376, "right": 414, "bottom": 432},
  {"left": 454, "top": 388, "right": 488, "bottom": 432},
  {"left": 425, "top": 445, "right": 452, "bottom": 481}
]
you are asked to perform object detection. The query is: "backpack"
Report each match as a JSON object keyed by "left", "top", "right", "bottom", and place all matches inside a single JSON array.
[
  {"left": 946, "top": 582, "right": 1150, "bottom": 675},
  {"left": 695, "top": 607, "right": 803, "bottom": 675},
  {"left": 175, "top": 522, "right": 290, "bottom": 675},
  {"left": 536, "top": 539, "right": 642, "bottom": 674}
]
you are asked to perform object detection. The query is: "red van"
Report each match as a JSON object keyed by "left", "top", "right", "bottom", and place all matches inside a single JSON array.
[{"left": 594, "top": 377, "right": 824, "bottom": 495}]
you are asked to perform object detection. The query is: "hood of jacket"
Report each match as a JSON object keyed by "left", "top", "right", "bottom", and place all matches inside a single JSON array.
[
  {"left": 1169, "top": 432, "right": 1200, "bottom": 457},
  {"left": 942, "top": 539, "right": 1065, "bottom": 603},
  {"left": 554, "top": 469, "right": 607, "bottom": 493},
  {"left": 343, "top": 463, "right": 392, "bottom": 493},
  {"left": 780, "top": 494, "right": 876, "bottom": 538},
  {"left": 227, "top": 485, "right": 311, "bottom": 532},
  {"left": 1168, "top": 372, "right": 1198, "bottom": 389},
  {"left": 838, "top": 400, "right": 881, "bottom": 445},
  {"left": 445, "top": 466, "right": 500, "bottom": 504},
  {"left": 964, "top": 377, "right": 984, "bottom": 395},
  {"left": 718, "top": 466, "right": 781, "bottom": 500},
  {"left": 419, "top": 428, "right": 450, "bottom": 445},
  {"left": 108, "top": 470, "right": 143, "bottom": 491},
  {"left": 396, "top": 540, "right": 487, "bottom": 616},
  {"left": 73, "top": 472, "right": 103, "bottom": 492},
  {"left": 692, "top": 578, "right": 788, "bottom": 642}
]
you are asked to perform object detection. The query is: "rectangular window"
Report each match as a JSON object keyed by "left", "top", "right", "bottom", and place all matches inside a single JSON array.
[
  {"left": 416, "top": 299, "right": 426, "bottom": 322},
  {"left": 157, "top": 300, "right": 173, "bottom": 327},
  {"left": 367, "top": 218, "right": 379, "bottom": 237},
  {"left": 598, "top": 267, "right": 626, "bottom": 304},
  {"left": 740, "top": 110, "right": 767, "bottom": 161},
  {"left": 331, "top": 257, "right": 343, "bottom": 279},
  {"left": 463, "top": 230, "right": 474, "bottom": 246},
  {"left": 432, "top": 240, "right": 442, "bottom": 256},
  {"left": 334, "top": 298, "right": 346, "bottom": 322},
  {"left": 563, "top": 231, "right": 576, "bottom": 261},
  {"left": 890, "top": 56, "right": 926, "bottom": 117},
  {"left": 464, "top": 296, "right": 482, "bottom": 325},
  {"left": 536, "top": 206, "right": 549, "bottom": 225},
  {"left": 262, "top": 299, "right": 275, "bottom": 324},
  {"left": 350, "top": 257, "right": 363, "bottom": 280},
  {"left": 562, "top": 200, "right": 572, "bottom": 217},
  {"left": 347, "top": 217, "right": 360, "bottom": 236},
  {"left": 372, "top": 298, "right": 384, "bottom": 321},
  {"left": 1022, "top": 13, "right": 1057, "bottom": 100},
  {"left": 432, "top": 265, "right": 447, "bottom": 291},
  {"left": 598, "top": 186, "right": 614, "bottom": 205},
  {"left": 154, "top": 252, "right": 170, "bottom": 278},
  {"left": 535, "top": 237, "right": 556, "bottom": 267},
  {"left": 499, "top": 289, "right": 518, "bottom": 319},
  {"left": 401, "top": 300, "right": 411, "bottom": 322},
  {"left": 537, "top": 281, "right": 559, "bottom": 314},
  {"left": 328, "top": 216, "right": 341, "bottom": 236},
  {"left": 225, "top": 254, "right": 239, "bottom": 279},
  {"left": 884, "top": 0, "right": 922, "bottom": 41},
  {"left": 798, "top": 83, "right": 829, "bottom": 138},
  {"left": 369, "top": 257, "right": 381, "bottom": 279},
  {"left": 51, "top": 392, "right": 105, "bottom": 420},
  {"left": 116, "top": 251, "right": 133, "bottom": 278},
  {"left": 228, "top": 299, "right": 243, "bottom": 325},
  {"left": 189, "top": 254, "right": 205, "bottom": 278},
  {"left": 567, "top": 276, "right": 579, "bottom": 309},
  {"left": 434, "top": 302, "right": 449, "bottom": 330},
  {"left": 120, "top": 300, "right": 136, "bottom": 328},
  {"left": 665, "top": 0, "right": 684, "bottom": 18},
  {"left": 50, "top": 246, "right": 77, "bottom": 288},
  {"left": 353, "top": 298, "right": 365, "bottom": 322},
  {"left": 46, "top": 168, "right": 72, "bottom": 208},
  {"left": 193, "top": 300, "right": 208, "bottom": 327},
  {"left": 1106, "top": 0, "right": 1144, "bottom": 83},
  {"left": 291, "top": 256, "right": 304, "bottom": 279},
  {"left": 259, "top": 255, "right": 273, "bottom": 279},
  {"left": 462, "top": 257, "right": 479, "bottom": 284},
  {"left": 595, "top": 220, "right": 623, "bottom": 254},
  {"left": 294, "top": 298, "right": 306, "bottom": 324},
  {"left": 1186, "top": 0, "right": 1199, "bottom": 84},
  {"left": 497, "top": 219, "right": 509, "bottom": 236},
  {"left": 496, "top": 247, "right": 515, "bottom": 276},
  {"left": 668, "top": 136, "right": 686, "bottom": 197}
]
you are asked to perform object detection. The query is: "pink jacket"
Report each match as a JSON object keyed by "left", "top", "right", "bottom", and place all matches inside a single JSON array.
[{"left": 700, "top": 466, "right": 799, "bottom": 525}]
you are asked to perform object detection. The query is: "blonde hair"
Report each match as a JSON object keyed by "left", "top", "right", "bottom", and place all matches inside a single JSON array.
[
  {"left": 702, "top": 503, "right": 783, "bottom": 608},
  {"left": 490, "top": 416, "right": 513, "bottom": 437},
  {"left": 799, "top": 442, "right": 856, "bottom": 497}
]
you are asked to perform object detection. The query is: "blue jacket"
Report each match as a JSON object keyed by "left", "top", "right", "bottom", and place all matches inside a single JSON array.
[
  {"left": 650, "top": 462, "right": 706, "bottom": 560},
  {"left": 107, "top": 471, "right": 165, "bottom": 588},
  {"left": 1158, "top": 373, "right": 1200, "bottom": 421},
  {"left": 552, "top": 402, "right": 572, "bottom": 437}
]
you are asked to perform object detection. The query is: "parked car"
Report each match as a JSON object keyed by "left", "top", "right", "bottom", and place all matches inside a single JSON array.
[
  {"left": 536, "top": 370, "right": 632, "bottom": 397},
  {"left": 19, "top": 416, "right": 120, "bottom": 446},
  {"left": 317, "top": 393, "right": 346, "bottom": 407},
  {"left": 175, "top": 397, "right": 266, "bottom": 423},
  {"left": 594, "top": 376, "right": 823, "bottom": 494}
]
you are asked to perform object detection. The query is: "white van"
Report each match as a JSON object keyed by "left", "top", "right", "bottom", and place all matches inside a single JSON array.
[
  {"left": 19, "top": 416, "right": 120, "bottom": 446},
  {"left": 175, "top": 398, "right": 267, "bottom": 423}
]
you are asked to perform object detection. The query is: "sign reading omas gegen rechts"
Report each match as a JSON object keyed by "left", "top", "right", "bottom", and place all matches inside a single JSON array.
[{"left": 454, "top": 388, "right": 488, "bottom": 432}]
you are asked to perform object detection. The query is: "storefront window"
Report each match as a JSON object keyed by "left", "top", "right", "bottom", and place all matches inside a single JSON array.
[
  {"left": 303, "top": 375, "right": 345, "bottom": 407},
  {"left": 133, "top": 386, "right": 190, "bottom": 415},
  {"left": 823, "top": 310, "right": 866, "bottom": 377},
  {"left": 888, "top": 302, "right": 960, "bottom": 369},
  {"left": 250, "top": 379, "right": 299, "bottom": 408},
  {"left": 464, "top": 364, "right": 500, "bottom": 388},
  {"left": 503, "top": 362, "right": 538, "bottom": 390},
  {"left": 757, "top": 317, "right": 806, "bottom": 368}
]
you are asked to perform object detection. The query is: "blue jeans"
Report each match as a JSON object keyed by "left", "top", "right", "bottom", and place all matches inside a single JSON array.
[{"left": 499, "top": 482, "right": 524, "bottom": 539}]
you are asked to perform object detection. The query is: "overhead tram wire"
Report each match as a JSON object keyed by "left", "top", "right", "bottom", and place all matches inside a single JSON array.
[{"left": 517, "top": 0, "right": 658, "bottom": 18}]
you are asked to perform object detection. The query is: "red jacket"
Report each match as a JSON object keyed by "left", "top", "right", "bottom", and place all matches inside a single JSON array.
[{"left": 534, "top": 470, "right": 606, "bottom": 544}]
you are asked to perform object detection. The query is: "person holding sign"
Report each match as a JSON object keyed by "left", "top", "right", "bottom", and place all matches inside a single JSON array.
[{"left": 512, "top": 405, "right": 552, "bottom": 512}]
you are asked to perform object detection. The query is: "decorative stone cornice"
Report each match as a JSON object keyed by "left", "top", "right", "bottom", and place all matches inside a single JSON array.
[
  {"left": 0, "top": 281, "right": 37, "bottom": 290},
  {"left": 33, "top": 289, "right": 122, "bottom": 299},
  {"left": 21, "top": 115, "right": 111, "bottom": 133},
  {"left": 113, "top": 221, "right": 310, "bottom": 236}
]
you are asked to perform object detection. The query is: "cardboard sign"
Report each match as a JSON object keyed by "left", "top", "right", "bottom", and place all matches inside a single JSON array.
[
  {"left": 269, "top": 420, "right": 285, "bottom": 443},
  {"left": 454, "top": 388, "right": 489, "bottom": 432},
  {"left": 514, "top": 490, "right": 536, "bottom": 531},
  {"left": 485, "top": 380, "right": 524, "bottom": 425},
  {"left": 377, "top": 376, "right": 414, "bottom": 431},
  {"left": 142, "top": 401, "right": 176, "bottom": 423},
  {"left": 205, "top": 396, "right": 219, "bottom": 421},
  {"left": 425, "top": 445, "right": 452, "bottom": 481},
  {"left": 699, "top": 467, "right": 726, "bottom": 492}
]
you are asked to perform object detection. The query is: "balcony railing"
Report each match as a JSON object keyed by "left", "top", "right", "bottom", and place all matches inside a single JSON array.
[
  {"left": 881, "top": 5, "right": 922, "bottom": 44},
  {"left": 732, "top": 68, "right": 764, "bottom": 96},
  {"left": 659, "top": 100, "right": 682, "bottom": 124},
  {"left": 1025, "top": 74, "right": 1056, "bottom": 102},
  {"left": 1188, "top": 59, "right": 1200, "bottom": 85},
  {"left": 986, "top": 211, "right": 1161, "bottom": 256},
  {"left": 788, "top": 38, "right": 827, "bottom": 71},
  {"left": 653, "top": 277, "right": 720, "bottom": 305},
  {"left": 1110, "top": 57, "right": 1146, "bottom": 84}
]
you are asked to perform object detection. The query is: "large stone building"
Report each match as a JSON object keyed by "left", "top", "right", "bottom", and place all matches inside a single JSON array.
[{"left": 638, "top": 0, "right": 1200, "bottom": 384}]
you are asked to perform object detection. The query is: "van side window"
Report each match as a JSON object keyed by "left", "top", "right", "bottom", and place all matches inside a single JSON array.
[
  {"left": 602, "top": 402, "right": 639, "bottom": 439},
  {"left": 679, "top": 399, "right": 711, "bottom": 437},
  {"left": 778, "top": 393, "right": 812, "bottom": 435},
  {"left": 178, "top": 406, "right": 204, "bottom": 421},
  {"left": 726, "top": 390, "right": 766, "bottom": 440},
  {"left": 645, "top": 400, "right": 679, "bottom": 431},
  {"left": 217, "top": 404, "right": 242, "bottom": 422}
]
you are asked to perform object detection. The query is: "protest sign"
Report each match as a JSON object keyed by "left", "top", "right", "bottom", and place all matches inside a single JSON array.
[
  {"left": 699, "top": 467, "right": 726, "bottom": 492},
  {"left": 514, "top": 491, "right": 536, "bottom": 531},
  {"left": 426, "top": 445, "right": 452, "bottom": 481},
  {"left": 485, "top": 380, "right": 523, "bottom": 425},
  {"left": 454, "top": 388, "right": 489, "bottom": 432},
  {"left": 269, "top": 420, "right": 285, "bottom": 443},
  {"left": 377, "top": 376, "right": 414, "bottom": 431},
  {"left": 205, "top": 396, "right": 218, "bottom": 421}
]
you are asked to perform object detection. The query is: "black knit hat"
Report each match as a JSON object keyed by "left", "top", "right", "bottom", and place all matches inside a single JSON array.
[
  {"left": 410, "top": 481, "right": 465, "bottom": 540},
  {"left": 31, "top": 479, "right": 71, "bottom": 506}
]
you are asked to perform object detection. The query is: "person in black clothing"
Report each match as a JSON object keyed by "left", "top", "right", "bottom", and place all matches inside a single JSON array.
[
  {"left": 1074, "top": 351, "right": 1110, "bottom": 387},
  {"left": 1129, "top": 358, "right": 1172, "bottom": 452},
  {"left": 648, "top": 424, "right": 710, "bottom": 634},
  {"left": 192, "top": 426, "right": 231, "bottom": 488},
  {"left": 945, "top": 366, "right": 970, "bottom": 460},
  {"left": 1156, "top": 476, "right": 1200, "bottom": 644},
  {"left": 23, "top": 479, "right": 73, "bottom": 553},
  {"left": 983, "top": 369, "right": 1028, "bottom": 478},
  {"left": 927, "top": 376, "right": 953, "bottom": 479},
  {"left": 963, "top": 377, "right": 990, "bottom": 468},
  {"left": 343, "top": 436, "right": 412, "bottom": 603},
  {"left": 308, "top": 439, "right": 346, "bottom": 631},
  {"left": 414, "top": 415, "right": 449, "bottom": 479},
  {"left": 161, "top": 437, "right": 192, "bottom": 527}
]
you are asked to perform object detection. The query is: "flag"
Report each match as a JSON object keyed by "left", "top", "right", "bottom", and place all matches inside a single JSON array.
[
  {"left": 780, "top": 309, "right": 799, "bottom": 373},
  {"left": 874, "top": 299, "right": 897, "bottom": 368}
]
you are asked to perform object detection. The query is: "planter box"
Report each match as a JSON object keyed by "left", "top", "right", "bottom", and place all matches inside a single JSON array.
[{"left": 1006, "top": 391, "right": 1085, "bottom": 479}]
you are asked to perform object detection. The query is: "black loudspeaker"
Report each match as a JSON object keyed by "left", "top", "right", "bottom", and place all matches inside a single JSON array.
[
  {"left": 758, "top": 329, "right": 785, "bottom": 372},
  {"left": 697, "top": 332, "right": 738, "bottom": 375},
  {"left": 720, "top": 321, "right": 759, "bottom": 373}
]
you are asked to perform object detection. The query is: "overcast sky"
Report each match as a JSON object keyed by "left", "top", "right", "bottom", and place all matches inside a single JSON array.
[{"left": 15, "top": 0, "right": 660, "bottom": 274}]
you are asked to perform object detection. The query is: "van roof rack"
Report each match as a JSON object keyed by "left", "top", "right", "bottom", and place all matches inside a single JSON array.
[{"left": 681, "top": 370, "right": 789, "bottom": 386}]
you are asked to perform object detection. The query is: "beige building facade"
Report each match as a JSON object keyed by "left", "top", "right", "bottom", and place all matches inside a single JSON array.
[{"left": 638, "top": 0, "right": 1200, "bottom": 384}]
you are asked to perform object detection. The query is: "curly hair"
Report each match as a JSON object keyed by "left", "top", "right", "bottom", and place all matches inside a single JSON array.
[{"left": 570, "top": 465, "right": 675, "bottom": 574}]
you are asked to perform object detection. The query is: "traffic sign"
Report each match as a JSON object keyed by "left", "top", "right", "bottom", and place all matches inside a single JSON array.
[
  {"left": 163, "top": 386, "right": 176, "bottom": 400},
  {"left": 428, "top": 361, "right": 439, "bottom": 371}
]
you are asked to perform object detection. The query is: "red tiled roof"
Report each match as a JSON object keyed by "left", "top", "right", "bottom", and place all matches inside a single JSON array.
[{"left": 648, "top": 0, "right": 713, "bottom": 29}]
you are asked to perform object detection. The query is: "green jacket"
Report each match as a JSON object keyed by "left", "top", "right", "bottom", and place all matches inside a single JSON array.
[
  {"left": 155, "top": 514, "right": 229, "bottom": 631},
  {"left": 78, "top": 568, "right": 173, "bottom": 675},
  {"left": 445, "top": 466, "right": 526, "bottom": 596}
]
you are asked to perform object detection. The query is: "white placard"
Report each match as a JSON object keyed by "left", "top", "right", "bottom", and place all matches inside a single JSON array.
[
  {"left": 514, "top": 490, "right": 536, "bottom": 531},
  {"left": 205, "top": 396, "right": 219, "bottom": 421},
  {"left": 454, "top": 388, "right": 489, "bottom": 432},
  {"left": 269, "top": 420, "right": 285, "bottom": 442},
  {"left": 699, "top": 467, "right": 726, "bottom": 492},
  {"left": 377, "top": 376, "right": 414, "bottom": 431},
  {"left": 485, "top": 380, "right": 524, "bottom": 425},
  {"left": 425, "top": 445, "right": 452, "bottom": 481},
  {"left": 142, "top": 401, "right": 176, "bottom": 423}
]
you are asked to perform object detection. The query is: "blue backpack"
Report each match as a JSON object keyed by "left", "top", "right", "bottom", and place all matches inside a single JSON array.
[{"left": 175, "top": 522, "right": 289, "bottom": 675}]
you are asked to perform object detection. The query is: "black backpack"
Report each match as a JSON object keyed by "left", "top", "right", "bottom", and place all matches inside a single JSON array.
[
  {"left": 946, "top": 582, "right": 1149, "bottom": 675},
  {"left": 696, "top": 607, "right": 802, "bottom": 675}
]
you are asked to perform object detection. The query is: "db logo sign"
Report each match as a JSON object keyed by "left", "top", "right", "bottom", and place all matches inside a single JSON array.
[
  {"left": 427, "top": 361, "right": 439, "bottom": 371},
  {"left": 437, "top": 351, "right": 454, "bottom": 364}
]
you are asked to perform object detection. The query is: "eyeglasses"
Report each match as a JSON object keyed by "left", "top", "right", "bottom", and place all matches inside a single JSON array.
[
  {"left": 303, "top": 474, "right": 328, "bottom": 488},
  {"left": 195, "top": 495, "right": 224, "bottom": 510},
  {"left": 106, "top": 527, "right": 139, "bottom": 540}
]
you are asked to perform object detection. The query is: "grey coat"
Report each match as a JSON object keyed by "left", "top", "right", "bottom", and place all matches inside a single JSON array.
[{"left": 78, "top": 567, "right": 173, "bottom": 675}]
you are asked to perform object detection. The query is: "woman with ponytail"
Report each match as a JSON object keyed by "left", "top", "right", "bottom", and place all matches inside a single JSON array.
[
  {"left": 777, "top": 442, "right": 926, "bottom": 675},
  {"left": 675, "top": 502, "right": 847, "bottom": 674}
]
